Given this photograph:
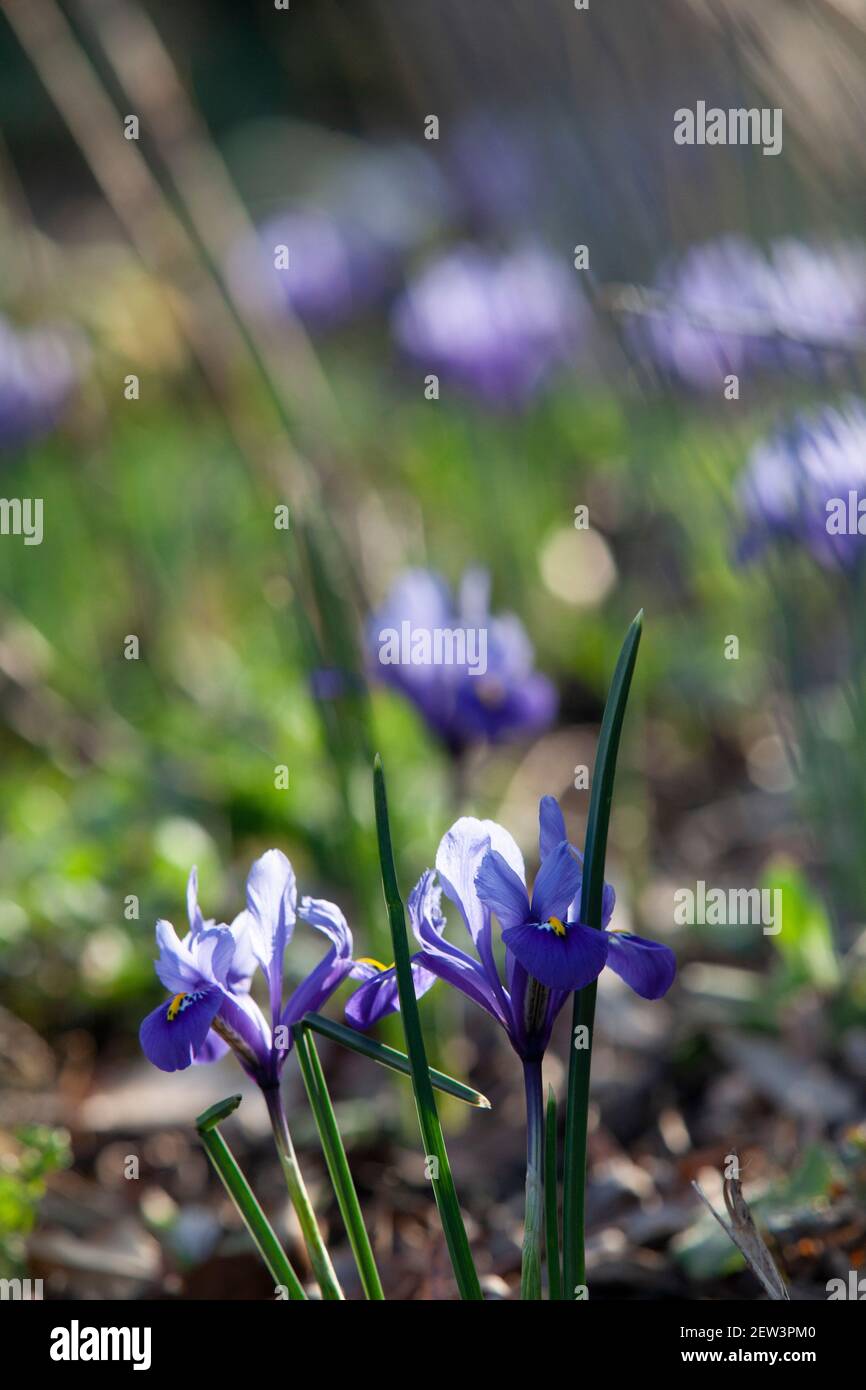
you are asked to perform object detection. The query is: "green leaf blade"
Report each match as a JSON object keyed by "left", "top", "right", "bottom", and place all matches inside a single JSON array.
[
  {"left": 373, "top": 754, "right": 483, "bottom": 1301},
  {"left": 197, "top": 1098, "right": 307, "bottom": 1300},
  {"left": 563, "top": 611, "right": 643, "bottom": 1298},
  {"left": 303, "top": 1011, "right": 491, "bottom": 1110},
  {"left": 545, "top": 1086, "right": 562, "bottom": 1301},
  {"left": 293, "top": 1024, "right": 385, "bottom": 1300}
]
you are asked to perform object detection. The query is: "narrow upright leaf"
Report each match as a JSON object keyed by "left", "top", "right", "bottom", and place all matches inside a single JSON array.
[
  {"left": 373, "top": 754, "right": 482, "bottom": 1300},
  {"left": 545, "top": 1086, "right": 562, "bottom": 1301},
  {"left": 293, "top": 1023, "right": 385, "bottom": 1300},
  {"left": 562, "top": 612, "right": 643, "bottom": 1297}
]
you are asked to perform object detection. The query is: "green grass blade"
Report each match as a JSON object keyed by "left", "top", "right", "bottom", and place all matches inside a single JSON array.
[
  {"left": 562, "top": 611, "right": 643, "bottom": 1298},
  {"left": 196, "top": 1093, "right": 242, "bottom": 1130},
  {"left": 293, "top": 1023, "right": 385, "bottom": 1301},
  {"left": 304, "top": 1011, "right": 491, "bottom": 1110},
  {"left": 372, "top": 754, "right": 483, "bottom": 1301},
  {"left": 545, "top": 1086, "right": 562, "bottom": 1301},
  {"left": 195, "top": 1099, "right": 306, "bottom": 1300}
]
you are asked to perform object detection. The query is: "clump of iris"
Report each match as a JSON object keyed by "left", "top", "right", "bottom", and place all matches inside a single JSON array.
[
  {"left": 391, "top": 244, "right": 588, "bottom": 409},
  {"left": 346, "top": 794, "right": 676, "bottom": 1063},
  {"left": 736, "top": 398, "right": 866, "bottom": 570},
  {"left": 139, "top": 849, "right": 360, "bottom": 1298},
  {"left": 139, "top": 850, "right": 356, "bottom": 1086},
  {"left": 627, "top": 235, "right": 866, "bottom": 390},
  {"left": 365, "top": 566, "right": 557, "bottom": 755}
]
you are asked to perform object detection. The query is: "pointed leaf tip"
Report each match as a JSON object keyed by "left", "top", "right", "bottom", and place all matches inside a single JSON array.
[{"left": 196, "top": 1093, "right": 242, "bottom": 1132}]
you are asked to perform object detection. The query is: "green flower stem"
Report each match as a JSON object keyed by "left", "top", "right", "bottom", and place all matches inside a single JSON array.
[
  {"left": 544, "top": 1086, "right": 562, "bottom": 1301},
  {"left": 304, "top": 1011, "right": 491, "bottom": 1109},
  {"left": 195, "top": 1102, "right": 306, "bottom": 1300},
  {"left": 521, "top": 1060, "right": 544, "bottom": 1301},
  {"left": 264, "top": 1084, "right": 344, "bottom": 1301},
  {"left": 293, "top": 1024, "right": 385, "bottom": 1301}
]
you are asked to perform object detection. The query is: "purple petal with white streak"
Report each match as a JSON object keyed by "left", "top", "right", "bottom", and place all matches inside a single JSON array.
[{"left": 502, "top": 918, "right": 609, "bottom": 991}]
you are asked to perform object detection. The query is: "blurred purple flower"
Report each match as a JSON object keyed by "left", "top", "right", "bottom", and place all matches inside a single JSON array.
[
  {"left": 761, "top": 239, "right": 866, "bottom": 374},
  {"left": 226, "top": 209, "right": 394, "bottom": 331},
  {"left": 626, "top": 236, "right": 771, "bottom": 390},
  {"left": 0, "top": 317, "right": 79, "bottom": 449},
  {"left": 367, "top": 567, "right": 557, "bottom": 752},
  {"left": 347, "top": 796, "right": 675, "bottom": 1062},
  {"left": 737, "top": 399, "right": 866, "bottom": 569},
  {"left": 629, "top": 236, "right": 866, "bottom": 390},
  {"left": 140, "top": 852, "right": 355, "bottom": 1083},
  {"left": 392, "top": 244, "right": 587, "bottom": 408}
]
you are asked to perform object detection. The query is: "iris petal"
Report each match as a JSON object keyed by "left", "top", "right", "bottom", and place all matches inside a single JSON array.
[
  {"left": 410, "top": 949, "right": 510, "bottom": 1028},
  {"left": 605, "top": 932, "right": 676, "bottom": 999},
  {"left": 529, "top": 841, "right": 583, "bottom": 924},
  {"left": 193, "top": 1032, "right": 230, "bottom": 1064},
  {"left": 436, "top": 816, "right": 525, "bottom": 945},
  {"left": 502, "top": 918, "right": 609, "bottom": 991},
  {"left": 153, "top": 919, "right": 199, "bottom": 993},
  {"left": 186, "top": 866, "right": 205, "bottom": 935},
  {"left": 474, "top": 848, "right": 530, "bottom": 930},
  {"left": 299, "top": 896, "right": 353, "bottom": 958},
  {"left": 245, "top": 849, "right": 297, "bottom": 972},
  {"left": 194, "top": 926, "right": 236, "bottom": 987},
  {"left": 139, "top": 985, "right": 222, "bottom": 1072},
  {"left": 538, "top": 795, "right": 567, "bottom": 861},
  {"left": 282, "top": 949, "right": 354, "bottom": 1031},
  {"left": 407, "top": 869, "right": 446, "bottom": 947},
  {"left": 345, "top": 956, "right": 437, "bottom": 1030}
]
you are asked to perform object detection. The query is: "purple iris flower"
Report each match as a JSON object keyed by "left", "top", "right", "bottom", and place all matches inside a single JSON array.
[
  {"left": 626, "top": 236, "right": 772, "bottom": 391},
  {"left": 367, "top": 567, "right": 557, "bottom": 753},
  {"left": 736, "top": 399, "right": 866, "bottom": 570},
  {"left": 347, "top": 797, "right": 675, "bottom": 1062},
  {"left": 0, "top": 317, "right": 79, "bottom": 449},
  {"left": 629, "top": 236, "right": 866, "bottom": 390},
  {"left": 226, "top": 209, "right": 394, "bottom": 331},
  {"left": 391, "top": 244, "right": 587, "bottom": 408},
  {"left": 140, "top": 851, "right": 355, "bottom": 1087},
  {"left": 761, "top": 239, "right": 866, "bottom": 373}
]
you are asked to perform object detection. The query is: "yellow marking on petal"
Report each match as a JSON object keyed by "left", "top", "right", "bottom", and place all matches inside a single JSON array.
[
  {"left": 167, "top": 992, "right": 187, "bottom": 1022},
  {"left": 548, "top": 916, "right": 567, "bottom": 938},
  {"left": 355, "top": 957, "right": 393, "bottom": 972}
]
